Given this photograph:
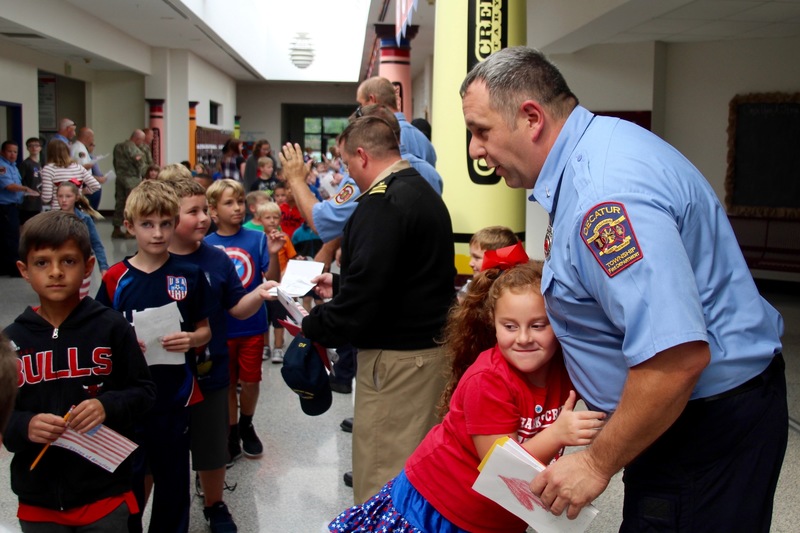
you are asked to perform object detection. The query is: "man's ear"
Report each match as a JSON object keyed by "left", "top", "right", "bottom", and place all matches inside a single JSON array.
[
  {"left": 356, "top": 147, "right": 368, "bottom": 169},
  {"left": 520, "top": 100, "right": 545, "bottom": 141}
]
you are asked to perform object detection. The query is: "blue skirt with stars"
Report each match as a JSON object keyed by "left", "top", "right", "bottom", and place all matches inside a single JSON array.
[{"left": 328, "top": 470, "right": 469, "bottom": 532}]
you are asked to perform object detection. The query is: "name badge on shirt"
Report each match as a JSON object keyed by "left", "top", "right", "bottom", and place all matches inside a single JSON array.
[{"left": 581, "top": 202, "right": 643, "bottom": 277}]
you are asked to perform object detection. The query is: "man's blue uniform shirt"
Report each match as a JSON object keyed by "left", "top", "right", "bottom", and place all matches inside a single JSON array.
[{"left": 533, "top": 105, "right": 783, "bottom": 412}]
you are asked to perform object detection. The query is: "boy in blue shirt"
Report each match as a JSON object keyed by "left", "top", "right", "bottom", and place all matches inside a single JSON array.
[
  {"left": 164, "top": 175, "right": 279, "bottom": 532},
  {"left": 205, "top": 179, "right": 279, "bottom": 463},
  {"left": 96, "top": 180, "right": 213, "bottom": 533}
]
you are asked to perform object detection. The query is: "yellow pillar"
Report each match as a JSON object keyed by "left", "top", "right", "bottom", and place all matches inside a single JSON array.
[{"left": 432, "top": 0, "right": 527, "bottom": 274}]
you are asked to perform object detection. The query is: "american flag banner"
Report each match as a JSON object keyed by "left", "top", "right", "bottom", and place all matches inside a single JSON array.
[{"left": 51, "top": 425, "right": 138, "bottom": 473}]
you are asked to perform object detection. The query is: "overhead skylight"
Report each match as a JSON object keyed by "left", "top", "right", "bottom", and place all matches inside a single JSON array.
[{"left": 180, "top": 0, "right": 371, "bottom": 82}]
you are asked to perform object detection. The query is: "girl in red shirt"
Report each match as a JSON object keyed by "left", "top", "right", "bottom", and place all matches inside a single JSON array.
[{"left": 328, "top": 244, "right": 606, "bottom": 533}]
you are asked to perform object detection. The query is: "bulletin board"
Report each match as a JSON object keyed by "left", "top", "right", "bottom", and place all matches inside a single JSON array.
[{"left": 725, "top": 92, "right": 800, "bottom": 219}]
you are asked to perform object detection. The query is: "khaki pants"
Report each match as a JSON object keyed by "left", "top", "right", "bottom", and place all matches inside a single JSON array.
[{"left": 352, "top": 346, "right": 447, "bottom": 504}]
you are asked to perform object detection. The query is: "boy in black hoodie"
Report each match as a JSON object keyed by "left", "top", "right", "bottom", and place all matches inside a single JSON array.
[{"left": 3, "top": 210, "right": 155, "bottom": 532}]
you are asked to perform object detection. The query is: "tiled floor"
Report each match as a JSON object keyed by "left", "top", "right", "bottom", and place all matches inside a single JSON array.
[{"left": 0, "top": 220, "right": 798, "bottom": 532}]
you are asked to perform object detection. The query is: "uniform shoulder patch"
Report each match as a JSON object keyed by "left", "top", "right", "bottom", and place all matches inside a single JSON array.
[
  {"left": 368, "top": 182, "right": 388, "bottom": 196},
  {"left": 581, "top": 202, "right": 643, "bottom": 277},
  {"left": 333, "top": 183, "right": 355, "bottom": 205}
]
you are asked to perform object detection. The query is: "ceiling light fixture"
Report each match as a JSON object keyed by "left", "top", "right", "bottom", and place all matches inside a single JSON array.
[{"left": 289, "top": 32, "right": 314, "bottom": 69}]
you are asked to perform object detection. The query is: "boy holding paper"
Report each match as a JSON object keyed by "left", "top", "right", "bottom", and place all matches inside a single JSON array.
[
  {"left": 96, "top": 180, "right": 212, "bottom": 533},
  {"left": 163, "top": 175, "right": 279, "bottom": 532},
  {"left": 4, "top": 210, "right": 155, "bottom": 531}
]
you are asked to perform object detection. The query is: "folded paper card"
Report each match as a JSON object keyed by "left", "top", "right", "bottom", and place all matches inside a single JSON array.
[{"left": 472, "top": 437, "right": 598, "bottom": 533}]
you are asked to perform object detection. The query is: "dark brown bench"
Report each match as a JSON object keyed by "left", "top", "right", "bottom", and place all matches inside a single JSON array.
[{"left": 728, "top": 215, "right": 800, "bottom": 273}]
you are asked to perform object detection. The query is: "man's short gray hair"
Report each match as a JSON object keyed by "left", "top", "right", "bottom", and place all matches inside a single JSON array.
[{"left": 460, "top": 47, "right": 578, "bottom": 126}]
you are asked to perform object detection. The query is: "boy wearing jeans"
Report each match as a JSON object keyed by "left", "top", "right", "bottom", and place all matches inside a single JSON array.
[
  {"left": 96, "top": 180, "right": 212, "bottom": 533},
  {"left": 5, "top": 211, "right": 155, "bottom": 532},
  {"left": 205, "top": 179, "right": 278, "bottom": 462},
  {"left": 164, "top": 176, "right": 278, "bottom": 532}
]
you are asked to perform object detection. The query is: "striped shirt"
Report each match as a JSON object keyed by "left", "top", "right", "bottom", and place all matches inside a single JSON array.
[{"left": 40, "top": 163, "right": 101, "bottom": 210}]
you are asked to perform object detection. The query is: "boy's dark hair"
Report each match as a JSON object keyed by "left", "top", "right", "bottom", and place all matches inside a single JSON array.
[
  {"left": 0, "top": 332, "right": 18, "bottom": 435},
  {"left": 25, "top": 137, "right": 41, "bottom": 148},
  {"left": 19, "top": 211, "right": 92, "bottom": 264}
]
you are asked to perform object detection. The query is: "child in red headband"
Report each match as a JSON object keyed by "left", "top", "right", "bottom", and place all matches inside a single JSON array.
[
  {"left": 458, "top": 226, "right": 519, "bottom": 304},
  {"left": 328, "top": 245, "right": 606, "bottom": 533}
]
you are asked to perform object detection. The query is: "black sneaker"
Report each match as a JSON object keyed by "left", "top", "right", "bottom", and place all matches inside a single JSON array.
[
  {"left": 203, "top": 501, "right": 238, "bottom": 533},
  {"left": 340, "top": 417, "right": 353, "bottom": 433},
  {"left": 343, "top": 471, "right": 353, "bottom": 487},
  {"left": 240, "top": 422, "right": 263, "bottom": 458},
  {"left": 227, "top": 424, "right": 242, "bottom": 468}
]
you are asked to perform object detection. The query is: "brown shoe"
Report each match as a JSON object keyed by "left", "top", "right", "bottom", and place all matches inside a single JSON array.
[{"left": 111, "top": 227, "right": 129, "bottom": 239}]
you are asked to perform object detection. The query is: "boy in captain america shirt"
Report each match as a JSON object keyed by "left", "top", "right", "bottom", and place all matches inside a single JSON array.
[{"left": 205, "top": 179, "right": 279, "bottom": 465}]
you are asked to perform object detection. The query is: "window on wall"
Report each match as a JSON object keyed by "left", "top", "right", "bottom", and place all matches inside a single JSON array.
[
  {"left": 210, "top": 101, "right": 221, "bottom": 125},
  {"left": 303, "top": 117, "right": 349, "bottom": 161},
  {"left": 284, "top": 104, "right": 355, "bottom": 162}
]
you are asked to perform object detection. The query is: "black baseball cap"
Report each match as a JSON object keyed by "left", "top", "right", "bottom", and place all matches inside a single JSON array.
[{"left": 280, "top": 335, "right": 332, "bottom": 416}]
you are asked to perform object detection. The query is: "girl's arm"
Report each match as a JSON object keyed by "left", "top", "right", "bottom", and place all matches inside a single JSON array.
[
  {"left": 472, "top": 391, "right": 605, "bottom": 465},
  {"left": 519, "top": 391, "right": 605, "bottom": 463},
  {"left": 40, "top": 165, "right": 53, "bottom": 207},
  {"left": 80, "top": 165, "right": 101, "bottom": 194}
]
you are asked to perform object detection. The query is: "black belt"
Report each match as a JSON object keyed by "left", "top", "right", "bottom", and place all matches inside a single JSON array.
[{"left": 697, "top": 352, "right": 783, "bottom": 403}]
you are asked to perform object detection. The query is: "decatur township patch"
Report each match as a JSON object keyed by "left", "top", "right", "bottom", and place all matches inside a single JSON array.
[
  {"left": 334, "top": 183, "right": 355, "bottom": 205},
  {"left": 581, "top": 202, "right": 643, "bottom": 277}
]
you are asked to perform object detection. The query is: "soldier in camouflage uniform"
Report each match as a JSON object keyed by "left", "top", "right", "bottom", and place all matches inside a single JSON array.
[
  {"left": 111, "top": 130, "right": 145, "bottom": 239},
  {"left": 140, "top": 128, "right": 155, "bottom": 177}
]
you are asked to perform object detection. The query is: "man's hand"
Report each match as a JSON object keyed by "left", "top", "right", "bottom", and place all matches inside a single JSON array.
[
  {"left": 530, "top": 450, "right": 610, "bottom": 519},
  {"left": 531, "top": 341, "right": 710, "bottom": 519},
  {"left": 279, "top": 143, "right": 313, "bottom": 186},
  {"left": 311, "top": 272, "right": 334, "bottom": 299}
]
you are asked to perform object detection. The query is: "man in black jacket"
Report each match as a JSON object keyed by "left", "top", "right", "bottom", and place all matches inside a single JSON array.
[{"left": 284, "top": 116, "right": 455, "bottom": 503}]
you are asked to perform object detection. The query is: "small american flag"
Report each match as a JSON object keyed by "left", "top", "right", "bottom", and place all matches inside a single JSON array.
[{"left": 51, "top": 424, "right": 138, "bottom": 473}]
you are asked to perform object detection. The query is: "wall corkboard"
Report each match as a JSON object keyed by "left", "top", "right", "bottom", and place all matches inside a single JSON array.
[{"left": 725, "top": 92, "right": 800, "bottom": 219}]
